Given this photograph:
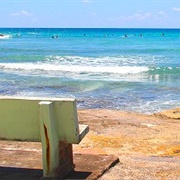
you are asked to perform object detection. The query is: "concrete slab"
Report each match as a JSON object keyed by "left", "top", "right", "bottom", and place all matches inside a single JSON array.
[
  {"left": 0, "top": 141, "right": 119, "bottom": 180},
  {"left": 65, "top": 153, "right": 119, "bottom": 180}
]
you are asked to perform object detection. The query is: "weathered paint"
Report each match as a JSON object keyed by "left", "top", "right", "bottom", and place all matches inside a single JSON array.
[
  {"left": 43, "top": 124, "right": 50, "bottom": 174},
  {"left": 0, "top": 96, "right": 89, "bottom": 144},
  {"left": 39, "top": 101, "right": 60, "bottom": 177}
]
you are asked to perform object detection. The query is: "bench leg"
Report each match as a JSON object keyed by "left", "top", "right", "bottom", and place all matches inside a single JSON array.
[
  {"left": 39, "top": 101, "right": 59, "bottom": 177},
  {"left": 39, "top": 101, "right": 74, "bottom": 178},
  {"left": 57, "top": 142, "right": 74, "bottom": 177}
]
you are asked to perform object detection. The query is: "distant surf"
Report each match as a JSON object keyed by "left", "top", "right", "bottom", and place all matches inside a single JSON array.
[{"left": 0, "top": 34, "right": 11, "bottom": 39}]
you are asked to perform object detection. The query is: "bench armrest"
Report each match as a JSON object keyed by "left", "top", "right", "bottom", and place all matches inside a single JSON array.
[{"left": 78, "top": 124, "right": 89, "bottom": 143}]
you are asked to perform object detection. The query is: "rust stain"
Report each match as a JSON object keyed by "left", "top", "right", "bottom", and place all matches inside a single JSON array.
[{"left": 44, "top": 124, "right": 50, "bottom": 173}]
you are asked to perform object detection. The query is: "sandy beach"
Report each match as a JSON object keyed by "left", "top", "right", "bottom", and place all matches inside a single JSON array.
[
  {"left": 0, "top": 108, "right": 179, "bottom": 179},
  {"left": 75, "top": 108, "right": 180, "bottom": 179}
]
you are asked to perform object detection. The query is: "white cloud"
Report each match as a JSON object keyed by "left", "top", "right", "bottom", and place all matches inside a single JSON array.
[
  {"left": 114, "top": 12, "right": 152, "bottom": 21},
  {"left": 108, "top": 11, "right": 169, "bottom": 26},
  {"left": 172, "top": 7, "right": 180, "bottom": 12},
  {"left": 10, "top": 10, "right": 32, "bottom": 17},
  {"left": 81, "top": 0, "right": 92, "bottom": 3},
  {"left": 108, "top": 11, "right": 169, "bottom": 24},
  {"left": 157, "top": 11, "right": 167, "bottom": 17},
  {"left": 133, "top": 12, "right": 152, "bottom": 20}
]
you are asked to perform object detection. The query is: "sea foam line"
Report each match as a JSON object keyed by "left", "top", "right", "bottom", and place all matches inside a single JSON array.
[
  {"left": 0, "top": 34, "right": 11, "bottom": 39},
  {"left": 0, "top": 62, "right": 149, "bottom": 74}
]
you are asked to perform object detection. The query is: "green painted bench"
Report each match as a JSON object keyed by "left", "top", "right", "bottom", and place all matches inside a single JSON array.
[{"left": 0, "top": 96, "right": 89, "bottom": 178}]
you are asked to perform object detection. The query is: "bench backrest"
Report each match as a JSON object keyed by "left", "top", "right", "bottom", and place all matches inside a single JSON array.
[{"left": 0, "top": 97, "right": 80, "bottom": 143}]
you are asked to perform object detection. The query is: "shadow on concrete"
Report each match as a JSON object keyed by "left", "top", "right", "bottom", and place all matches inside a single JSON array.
[
  {"left": 0, "top": 167, "right": 92, "bottom": 180},
  {"left": 0, "top": 154, "right": 119, "bottom": 180},
  {"left": 0, "top": 166, "right": 42, "bottom": 180}
]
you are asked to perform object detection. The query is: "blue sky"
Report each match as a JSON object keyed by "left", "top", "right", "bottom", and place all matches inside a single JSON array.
[{"left": 1, "top": 0, "right": 180, "bottom": 28}]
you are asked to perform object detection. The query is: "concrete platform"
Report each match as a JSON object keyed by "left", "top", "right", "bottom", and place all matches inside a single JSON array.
[{"left": 0, "top": 141, "right": 119, "bottom": 180}]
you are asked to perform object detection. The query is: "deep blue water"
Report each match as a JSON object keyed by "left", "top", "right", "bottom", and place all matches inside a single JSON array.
[{"left": 0, "top": 28, "right": 179, "bottom": 113}]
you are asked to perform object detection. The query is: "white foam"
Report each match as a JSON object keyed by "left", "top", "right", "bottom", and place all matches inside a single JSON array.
[
  {"left": 0, "top": 34, "right": 11, "bottom": 39},
  {"left": 0, "top": 62, "right": 149, "bottom": 75},
  {"left": 46, "top": 55, "right": 151, "bottom": 67}
]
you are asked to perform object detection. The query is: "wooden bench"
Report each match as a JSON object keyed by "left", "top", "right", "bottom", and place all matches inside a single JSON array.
[{"left": 0, "top": 96, "right": 89, "bottom": 178}]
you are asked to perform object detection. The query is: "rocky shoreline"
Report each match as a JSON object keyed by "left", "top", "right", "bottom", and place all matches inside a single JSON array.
[
  {"left": 0, "top": 108, "right": 179, "bottom": 179},
  {"left": 75, "top": 108, "right": 180, "bottom": 179}
]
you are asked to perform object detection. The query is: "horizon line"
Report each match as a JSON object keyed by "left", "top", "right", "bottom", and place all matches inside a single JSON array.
[{"left": 0, "top": 27, "right": 180, "bottom": 29}]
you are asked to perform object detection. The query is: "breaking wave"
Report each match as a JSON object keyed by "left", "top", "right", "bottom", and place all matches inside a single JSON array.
[{"left": 0, "top": 62, "right": 149, "bottom": 75}]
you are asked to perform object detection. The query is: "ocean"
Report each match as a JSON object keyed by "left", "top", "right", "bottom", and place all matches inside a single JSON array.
[{"left": 0, "top": 28, "right": 179, "bottom": 114}]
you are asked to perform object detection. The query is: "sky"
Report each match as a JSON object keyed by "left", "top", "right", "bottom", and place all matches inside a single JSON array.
[{"left": 0, "top": 0, "right": 180, "bottom": 28}]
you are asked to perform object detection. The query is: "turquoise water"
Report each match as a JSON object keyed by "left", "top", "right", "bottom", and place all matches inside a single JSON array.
[{"left": 0, "top": 28, "right": 179, "bottom": 113}]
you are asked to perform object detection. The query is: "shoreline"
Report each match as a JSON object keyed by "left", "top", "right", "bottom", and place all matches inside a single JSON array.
[{"left": 78, "top": 107, "right": 180, "bottom": 118}]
